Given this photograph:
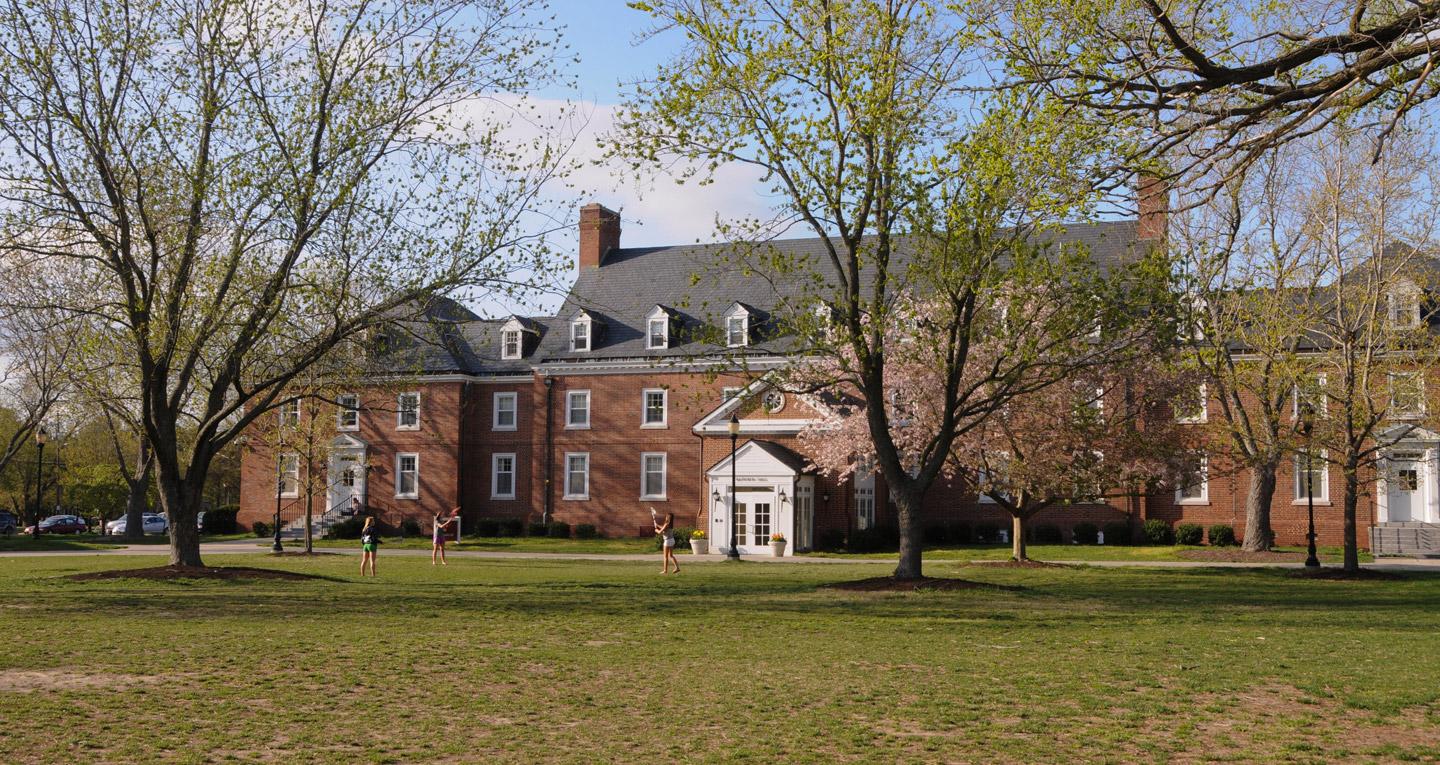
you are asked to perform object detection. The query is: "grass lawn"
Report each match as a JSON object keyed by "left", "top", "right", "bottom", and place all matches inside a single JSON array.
[
  {"left": 308, "top": 534, "right": 660, "bottom": 554},
  {"left": 1, "top": 555, "right": 1436, "bottom": 763},
  {"left": 805, "top": 543, "right": 1374, "bottom": 564},
  {"left": 0, "top": 533, "right": 252, "bottom": 552}
]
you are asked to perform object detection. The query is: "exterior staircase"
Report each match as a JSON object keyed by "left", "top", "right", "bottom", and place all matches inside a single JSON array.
[
  {"left": 279, "top": 507, "right": 348, "bottom": 540},
  {"left": 1370, "top": 522, "right": 1440, "bottom": 557}
]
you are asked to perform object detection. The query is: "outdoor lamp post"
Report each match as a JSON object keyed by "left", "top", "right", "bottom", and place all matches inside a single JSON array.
[
  {"left": 1298, "top": 403, "right": 1321, "bottom": 568},
  {"left": 727, "top": 413, "right": 741, "bottom": 561},
  {"left": 272, "top": 459, "right": 285, "bottom": 553},
  {"left": 31, "top": 426, "right": 46, "bottom": 539}
]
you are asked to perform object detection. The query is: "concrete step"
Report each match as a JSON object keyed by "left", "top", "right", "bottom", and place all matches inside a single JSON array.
[{"left": 1371, "top": 522, "right": 1440, "bottom": 556}]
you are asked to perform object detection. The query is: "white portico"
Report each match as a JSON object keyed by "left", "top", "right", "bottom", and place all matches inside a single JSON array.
[
  {"left": 326, "top": 434, "right": 370, "bottom": 514},
  {"left": 706, "top": 441, "right": 817, "bottom": 556},
  {"left": 1376, "top": 426, "right": 1440, "bottom": 524}
]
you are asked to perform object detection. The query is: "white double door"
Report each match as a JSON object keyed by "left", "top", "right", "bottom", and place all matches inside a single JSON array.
[
  {"left": 327, "top": 450, "right": 366, "bottom": 513},
  {"left": 714, "top": 486, "right": 791, "bottom": 555}
]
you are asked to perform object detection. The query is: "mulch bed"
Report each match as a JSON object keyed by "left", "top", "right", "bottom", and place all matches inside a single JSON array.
[
  {"left": 68, "top": 565, "right": 325, "bottom": 582},
  {"left": 822, "top": 576, "right": 1013, "bottom": 592},
  {"left": 1287, "top": 568, "right": 1410, "bottom": 581},
  {"left": 966, "top": 559, "right": 1070, "bottom": 569},
  {"left": 1177, "top": 549, "right": 1310, "bottom": 563}
]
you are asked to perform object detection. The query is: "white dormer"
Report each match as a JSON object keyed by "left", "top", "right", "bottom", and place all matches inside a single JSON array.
[
  {"left": 725, "top": 303, "right": 752, "bottom": 348},
  {"left": 646, "top": 305, "right": 674, "bottom": 350},
  {"left": 570, "top": 310, "right": 595, "bottom": 352},
  {"left": 500, "top": 317, "right": 525, "bottom": 360}
]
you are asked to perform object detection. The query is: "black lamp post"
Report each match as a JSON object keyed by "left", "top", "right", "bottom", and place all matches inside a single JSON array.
[
  {"left": 1298, "top": 404, "right": 1321, "bottom": 568},
  {"left": 272, "top": 458, "right": 285, "bottom": 553},
  {"left": 727, "top": 412, "right": 741, "bottom": 561},
  {"left": 31, "top": 425, "right": 46, "bottom": 539}
]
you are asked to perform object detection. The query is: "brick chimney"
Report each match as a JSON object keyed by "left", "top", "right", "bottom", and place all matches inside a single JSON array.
[
  {"left": 1137, "top": 172, "right": 1169, "bottom": 241},
  {"left": 579, "top": 203, "right": 621, "bottom": 269}
]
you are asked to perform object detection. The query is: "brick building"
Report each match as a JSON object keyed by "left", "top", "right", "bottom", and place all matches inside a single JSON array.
[{"left": 238, "top": 202, "right": 1418, "bottom": 553}]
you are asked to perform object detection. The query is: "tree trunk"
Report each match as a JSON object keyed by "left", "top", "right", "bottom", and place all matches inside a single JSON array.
[
  {"left": 122, "top": 478, "right": 148, "bottom": 540},
  {"left": 892, "top": 486, "right": 924, "bottom": 580},
  {"left": 1011, "top": 514, "right": 1027, "bottom": 561},
  {"left": 1240, "top": 462, "right": 1278, "bottom": 552},
  {"left": 156, "top": 456, "right": 205, "bottom": 567},
  {"left": 1342, "top": 466, "right": 1360, "bottom": 573},
  {"left": 303, "top": 483, "right": 314, "bottom": 554}
]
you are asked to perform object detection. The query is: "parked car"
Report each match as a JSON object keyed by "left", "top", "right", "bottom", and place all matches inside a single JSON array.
[
  {"left": 0, "top": 511, "right": 16, "bottom": 535},
  {"left": 105, "top": 514, "right": 168, "bottom": 536},
  {"left": 30, "top": 515, "right": 88, "bottom": 534},
  {"left": 197, "top": 511, "right": 206, "bottom": 532}
]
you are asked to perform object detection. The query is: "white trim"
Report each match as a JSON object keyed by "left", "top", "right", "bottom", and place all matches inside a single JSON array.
[
  {"left": 563, "top": 452, "right": 590, "bottom": 500},
  {"left": 277, "top": 453, "right": 300, "bottom": 498},
  {"left": 570, "top": 314, "right": 592, "bottom": 352},
  {"left": 501, "top": 328, "right": 523, "bottom": 360},
  {"left": 395, "top": 452, "right": 420, "bottom": 500},
  {"left": 278, "top": 399, "right": 301, "bottom": 427},
  {"left": 492, "top": 392, "right": 518, "bottom": 431},
  {"left": 726, "top": 315, "right": 749, "bottom": 347},
  {"left": 536, "top": 357, "right": 792, "bottom": 375},
  {"left": 396, "top": 392, "right": 421, "bottom": 430},
  {"left": 336, "top": 393, "right": 360, "bottom": 431},
  {"left": 646, "top": 306, "right": 671, "bottom": 350},
  {"left": 640, "top": 452, "right": 668, "bottom": 500},
  {"left": 1293, "top": 373, "right": 1328, "bottom": 419},
  {"left": 1390, "top": 371, "right": 1426, "bottom": 418},
  {"left": 1175, "top": 455, "right": 1209, "bottom": 505},
  {"left": 566, "top": 390, "right": 591, "bottom": 429},
  {"left": 1292, "top": 448, "right": 1330, "bottom": 504},
  {"left": 491, "top": 452, "right": 517, "bottom": 500},
  {"left": 1177, "top": 383, "right": 1207, "bottom": 424},
  {"left": 641, "top": 388, "right": 668, "bottom": 428}
]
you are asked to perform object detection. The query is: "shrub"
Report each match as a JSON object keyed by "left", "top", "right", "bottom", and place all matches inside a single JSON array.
[
  {"left": 1208, "top": 524, "right": 1237, "bottom": 547},
  {"left": 547, "top": 521, "right": 571, "bottom": 539},
  {"left": 527, "top": 521, "right": 549, "bottom": 537},
  {"left": 474, "top": 518, "right": 500, "bottom": 537},
  {"left": 575, "top": 523, "right": 599, "bottom": 539},
  {"left": 251, "top": 521, "right": 271, "bottom": 538},
  {"left": 1102, "top": 521, "right": 1133, "bottom": 545},
  {"left": 848, "top": 523, "right": 899, "bottom": 553},
  {"left": 1175, "top": 523, "right": 1203, "bottom": 545},
  {"left": 1029, "top": 523, "right": 1063, "bottom": 544},
  {"left": 1071, "top": 522, "right": 1100, "bottom": 545},
  {"left": 327, "top": 517, "right": 365, "bottom": 539},
  {"left": 205, "top": 505, "right": 239, "bottom": 535},
  {"left": 401, "top": 519, "right": 422, "bottom": 537},
  {"left": 923, "top": 524, "right": 950, "bottom": 546},
  {"left": 1143, "top": 519, "right": 1175, "bottom": 545},
  {"left": 817, "top": 528, "right": 846, "bottom": 551},
  {"left": 498, "top": 518, "right": 523, "bottom": 537},
  {"left": 947, "top": 522, "right": 973, "bottom": 544},
  {"left": 973, "top": 522, "right": 1001, "bottom": 543}
]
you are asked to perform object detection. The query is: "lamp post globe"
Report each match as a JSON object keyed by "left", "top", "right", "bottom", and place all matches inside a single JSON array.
[{"left": 727, "top": 413, "right": 741, "bottom": 561}]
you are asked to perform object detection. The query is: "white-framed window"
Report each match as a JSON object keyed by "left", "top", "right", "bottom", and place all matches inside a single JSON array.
[
  {"left": 1294, "top": 449, "right": 1328, "bottom": 503},
  {"left": 726, "top": 315, "right": 748, "bottom": 347},
  {"left": 1177, "top": 383, "right": 1207, "bottom": 424},
  {"left": 395, "top": 453, "right": 419, "bottom": 499},
  {"left": 1293, "top": 374, "right": 1328, "bottom": 419},
  {"left": 570, "top": 316, "right": 591, "bottom": 352},
  {"left": 646, "top": 306, "right": 671, "bottom": 350},
  {"left": 1389, "top": 288, "right": 1420, "bottom": 329},
  {"left": 855, "top": 486, "right": 876, "bottom": 530},
  {"left": 501, "top": 329, "right": 522, "bottom": 360},
  {"left": 566, "top": 390, "right": 590, "bottom": 429},
  {"left": 277, "top": 453, "right": 299, "bottom": 497},
  {"left": 1390, "top": 372, "right": 1425, "bottom": 418},
  {"left": 336, "top": 394, "right": 359, "bottom": 431},
  {"left": 763, "top": 390, "right": 785, "bottom": 414},
  {"left": 493, "top": 392, "right": 518, "bottom": 431},
  {"left": 492, "top": 453, "right": 516, "bottom": 500},
  {"left": 641, "top": 452, "right": 667, "bottom": 499},
  {"left": 642, "top": 388, "right": 667, "bottom": 427},
  {"left": 278, "top": 399, "right": 300, "bottom": 427},
  {"left": 1175, "top": 455, "right": 1208, "bottom": 504},
  {"left": 397, "top": 392, "right": 420, "bottom": 430},
  {"left": 564, "top": 452, "right": 589, "bottom": 500}
]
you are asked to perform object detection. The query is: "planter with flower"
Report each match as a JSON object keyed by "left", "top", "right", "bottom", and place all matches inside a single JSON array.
[
  {"left": 769, "top": 532, "right": 787, "bottom": 557},
  {"left": 689, "top": 529, "right": 708, "bottom": 555}
]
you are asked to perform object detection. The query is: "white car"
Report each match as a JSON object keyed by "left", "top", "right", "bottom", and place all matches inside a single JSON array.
[{"left": 106, "top": 514, "right": 168, "bottom": 536}]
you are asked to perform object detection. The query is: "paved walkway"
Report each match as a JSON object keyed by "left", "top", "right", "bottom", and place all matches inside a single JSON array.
[{"left": 1, "top": 539, "right": 1438, "bottom": 571}]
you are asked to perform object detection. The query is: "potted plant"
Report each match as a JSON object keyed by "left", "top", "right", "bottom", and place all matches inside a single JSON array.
[
  {"left": 689, "top": 529, "right": 708, "bottom": 555},
  {"left": 769, "top": 532, "right": 787, "bottom": 557}
]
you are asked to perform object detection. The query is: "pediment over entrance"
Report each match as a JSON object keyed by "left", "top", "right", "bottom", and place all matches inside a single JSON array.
[
  {"left": 331, "top": 433, "right": 369, "bottom": 451},
  {"left": 1378, "top": 424, "right": 1440, "bottom": 445},
  {"left": 707, "top": 440, "right": 813, "bottom": 478},
  {"left": 693, "top": 380, "right": 835, "bottom": 435}
]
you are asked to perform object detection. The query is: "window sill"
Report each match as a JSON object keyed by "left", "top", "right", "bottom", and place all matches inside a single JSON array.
[
  {"left": 395, "top": 426, "right": 420, "bottom": 432},
  {"left": 491, "top": 495, "right": 516, "bottom": 501},
  {"left": 492, "top": 426, "right": 518, "bottom": 432},
  {"left": 640, "top": 496, "right": 668, "bottom": 502},
  {"left": 565, "top": 424, "right": 591, "bottom": 430},
  {"left": 1292, "top": 499, "right": 1332, "bottom": 506},
  {"left": 336, "top": 426, "right": 360, "bottom": 433},
  {"left": 562, "top": 495, "right": 589, "bottom": 501},
  {"left": 1176, "top": 499, "right": 1210, "bottom": 506},
  {"left": 278, "top": 494, "right": 299, "bottom": 500},
  {"left": 395, "top": 495, "right": 419, "bottom": 501},
  {"left": 640, "top": 423, "right": 668, "bottom": 429}
]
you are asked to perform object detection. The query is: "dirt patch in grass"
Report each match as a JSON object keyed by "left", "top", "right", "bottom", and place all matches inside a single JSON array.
[
  {"left": 822, "top": 576, "right": 1006, "bottom": 592},
  {"left": 0, "top": 669, "right": 166, "bottom": 693},
  {"left": 1177, "top": 549, "right": 1307, "bottom": 563},
  {"left": 966, "top": 559, "right": 1071, "bottom": 569},
  {"left": 67, "top": 565, "right": 326, "bottom": 582},
  {"left": 1287, "top": 567, "right": 1410, "bottom": 581}
]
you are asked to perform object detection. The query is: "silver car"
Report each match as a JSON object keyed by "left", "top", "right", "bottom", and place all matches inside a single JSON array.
[{"left": 105, "top": 514, "right": 168, "bottom": 536}]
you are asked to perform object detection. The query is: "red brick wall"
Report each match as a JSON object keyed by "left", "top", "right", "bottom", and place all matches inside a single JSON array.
[{"left": 464, "top": 379, "right": 536, "bottom": 526}]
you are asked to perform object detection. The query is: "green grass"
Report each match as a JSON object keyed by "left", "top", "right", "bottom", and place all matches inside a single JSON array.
[
  {"left": 806, "top": 543, "right": 1374, "bottom": 563},
  {"left": 0, "top": 533, "right": 252, "bottom": 552},
  {"left": 0, "top": 555, "right": 1436, "bottom": 763},
  {"left": 309, "top": 534, "right": 660, "bottom": 554}
]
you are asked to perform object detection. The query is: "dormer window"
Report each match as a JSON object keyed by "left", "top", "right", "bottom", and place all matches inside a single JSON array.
[
  {"left": 501, "top": 329, "right": 521, "bottom": 359},
  {"left": 724, "top": 303, "right": 752, "bottom": 348},
  {"left": 1389, "top": 287, "right": 1420, "bottom": 329},
  {"left": 571, "top": 314, "right": 591, "bottom": 352},
  {"left": 646, "top": 306, "right": 672, "bottom": 350}
]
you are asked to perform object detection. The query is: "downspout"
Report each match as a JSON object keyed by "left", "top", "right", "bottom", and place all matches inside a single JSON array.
[
  {"left": 543, "top": 375, "right": 554, "bottom": 524},
  {"left": 692, "top": 427, "right": 706, "bottom": 529}
]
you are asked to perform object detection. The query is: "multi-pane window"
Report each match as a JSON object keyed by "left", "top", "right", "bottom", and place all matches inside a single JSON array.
[
  {"left": 641, "top": 453, "right": 667, "bottom": 499},
  {"left": 502, "top": 329, "right": 521, "bottom": 359},
  {"left": 726, "top": 316, "right": 748, "bottom": 347},
  {"left": 566, "top": 390, "right": 590, "bottom": 428},
  {"left": 277, "top": 454, "right": 299, "bottom": 497},
  {"left": 278, "top": 400, "right": 300, "bottom": 427},
  {"left": 1176, "top": 384, "right": 1207, "bottom": 423},
  {"left": 855, "top": 486, "right": 875, "bottom": 530},
  {"left": 642, "top": 389, "right": 667, "bottom": 427},
  {"left": 336, "top": 394, "right": 359, "bottom": 430},
  {"left": 1293, "top": 374, "right": 1327, "bottom": 418},
  {"left": 1294, "top": 450, "right": 1328, "bottom": 502},
  {"left": 493, "top": 392, "right": 518, "bottom": 431},
  {"left": 492, "top": 453, "right": 516, "bottom": 499},
  {"left": 564, "top": 453, "right": 589, "bottom": 499},
  {"left": 751, "top": 501, "right": 771, "bottom": 545},
  {"left": 397, "top": 392, "right": 420, "bottom": 429},
  {"left": 1176, "top": 455, "right": 1208, "bottom": 504},
  {"left": 647, "top": 318, "right": 668, "bottom": 350},
  {"left": 571, "top": 319, "right": 590, "bottom": 352},
  {"left": 1389, "top": 289, "right": 1420, "bottom": 328},
  {"left": 1390, "top": 372, "right": 1425, "bottom": 417},
  {"left": 395, "top": 453, "right": 419, "bottom": 498}
]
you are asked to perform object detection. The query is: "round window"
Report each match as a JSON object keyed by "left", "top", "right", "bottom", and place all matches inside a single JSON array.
[{"left": 763, "top": 391, "right": 785, "bottom": 414}]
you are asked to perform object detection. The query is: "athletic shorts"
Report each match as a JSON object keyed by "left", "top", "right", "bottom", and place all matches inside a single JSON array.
[{"left": 362, "top": 543, "right": 377, "bottom": 553}]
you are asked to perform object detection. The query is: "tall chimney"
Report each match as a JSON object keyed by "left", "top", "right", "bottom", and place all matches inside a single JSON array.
[
  {"left": 1136, "top": 172, "right": 1169, "bottom": 241},
  {"left": 579, "top": 203, "right": 621, "bottom": 269}
]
